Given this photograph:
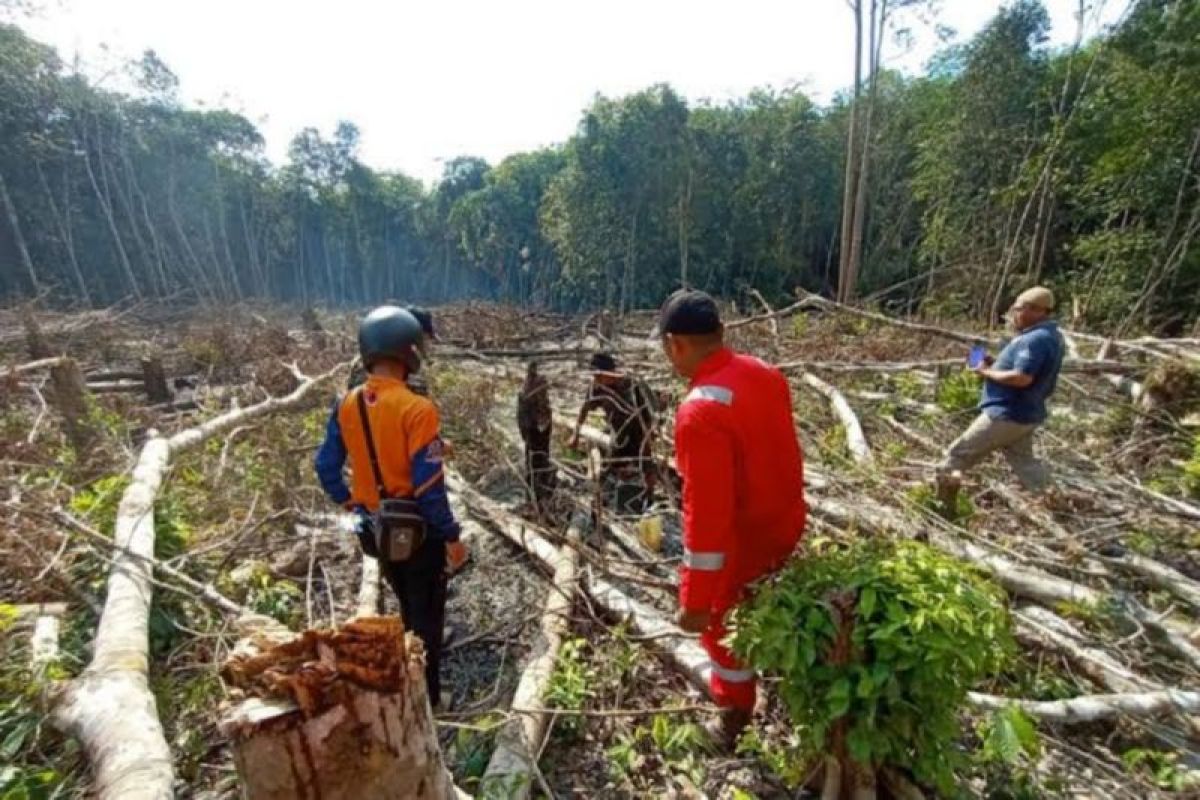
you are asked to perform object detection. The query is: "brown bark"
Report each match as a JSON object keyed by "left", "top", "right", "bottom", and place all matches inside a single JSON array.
[
  {"left": 50, "top": 358, "right": 96, "bottom": 455},
  {"left": 0, "top": 166, "right": 38, "bottom": 292},
  {"left": 837, "top": 0, "right": 864, "bottom": 304},
  {"left": 140, "top": 356, "right": 171, "bottom": 404}
]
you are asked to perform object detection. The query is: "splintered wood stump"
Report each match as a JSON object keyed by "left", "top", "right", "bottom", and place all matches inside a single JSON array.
[{"left": 219, "top": 616, "right": 458, "bottom": 800}]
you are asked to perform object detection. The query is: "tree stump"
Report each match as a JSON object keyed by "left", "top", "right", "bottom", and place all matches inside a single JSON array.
[
  {"left": 49, "top": 357, "right": 96, "bottom": 455},
  {"left": 140, "top": 356, "right": 171, "bottom": 404},
  {"left": 219, "top": 616, "right": 459, "bottom": 800},
  {"left": 21, "top": 308, "right": 50, "bottom": 359}
]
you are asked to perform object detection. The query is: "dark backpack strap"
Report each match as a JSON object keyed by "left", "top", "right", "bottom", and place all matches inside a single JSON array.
[{"left": 355, "top": 387, "right": 388, "bottom": 499}]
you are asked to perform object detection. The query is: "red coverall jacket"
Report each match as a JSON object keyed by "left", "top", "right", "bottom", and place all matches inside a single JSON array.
[
  {"left": 675, "top": 348, "right": 806, "bottom": 707},
  {"left": 676, "top": 347, "right": 805, "bottom": 612}
]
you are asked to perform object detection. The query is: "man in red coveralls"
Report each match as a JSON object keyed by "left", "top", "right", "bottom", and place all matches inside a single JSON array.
[{"left": 657, "top": 289, "right": 807, "bottom": 748}]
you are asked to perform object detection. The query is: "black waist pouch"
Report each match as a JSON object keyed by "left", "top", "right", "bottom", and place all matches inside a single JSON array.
[{"left": 374, "top": 497, "right": 427, "bottom": 562}]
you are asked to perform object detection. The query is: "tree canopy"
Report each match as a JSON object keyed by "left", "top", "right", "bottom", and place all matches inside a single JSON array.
[{"left": 0, "top": 0, "right": 1197, "bottom": 332}]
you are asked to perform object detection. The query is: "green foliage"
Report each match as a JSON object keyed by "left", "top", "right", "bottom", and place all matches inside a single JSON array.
[
  {"left": 1122, "top": 748, "right": 1199, "bottom": 792},
  {"left": 450, "top": 714, "right": 506, "bottom": 791},
  {"left": 906, "top": 481, "right": 975, "bottom": 523},
  {"left": 892, "top": 372, "right": 926, "bottom": 401},
  {"left": 736, "top": 727, "right": 812, "bottom": 788},
  {"left": 1184, "top": 433, "right": 1200, "bottom": 500},
  {"left": 730, "top": 537, "right": 1013, "bottom": 793},
  {"left": 69, "top": 474, "right": 191, "bottom": 559},
  {"left": 979, "top": 705, "right": 1040, "bottom": 765},
  {"left": 0, "top": 618, "right": 87, "bottom": 799},
  {"left": 545, "top": 638, "right": 594, "bottom": 737},
  {"left": 606, "top": 712, "right": 707, "bottom": 788},
  {"left": 3, "top": 2, "right": 1200, "bottom": 321},
  {"left": 68, "top": 474, "right": 130, "bottom": 535},
  {"left": 232, "top": 566, "right": 303, "bottom": 628},
  {"left": 936, "top": 370, "right": 982, "bottom": 413},
  {"left": 816, "top": 424, "right": 850, "bottom": 466}
]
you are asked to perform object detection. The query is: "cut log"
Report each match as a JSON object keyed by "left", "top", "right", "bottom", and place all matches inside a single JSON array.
[
  {"left": 86, "top": 380, "right": 145, "bottom": 394},
  {"left": 798, "top": 372, "right": 872, "bottom": 465},
  {"left": 447, "top": 471, "right": 711, "bottom": 690},
  {"left": 482, "top": 511, "right": 587, "bottom": 797},
  {"left": 5, "top": 355, "right": 69, "bottom": 375},
  {"left": 219, "top": 616, "right": 461, "bottom": 800},
  {"left": 51, "top": 435, "right": 174, "bottom": 799},
  {"left": 31, "top": 614, "right": 60, "bottom": 668},
  {"left": 795, "top": 290, "right": 1002, "bottom": 347},
  {"left": 781, "top": 357, "right": 1140, "bottom": 375},
  {"left": 1014, "top": 606, "right": 1157, "bottom": 693},
  {"left": 968, "top": 690, "right": 1200, "bottom": 725},
  {"left": 1102, "top": 551, "right": 1200, "bottom": 613},
  {"left": 51, "top": 362, "right": 345, "bottom": 800}
]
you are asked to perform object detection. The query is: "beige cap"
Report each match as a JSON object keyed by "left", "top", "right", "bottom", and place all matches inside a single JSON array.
[{"left": 1014, "top": 286, "right": 1055, "bottom": 311}]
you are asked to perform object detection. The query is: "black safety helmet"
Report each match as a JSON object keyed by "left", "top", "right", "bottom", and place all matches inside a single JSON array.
[
  {"left": 358, "top": 305, "right": 424, "bottom": 373},
  {"left": 406, "top": 306, "right": 436, "bottom": 340}
]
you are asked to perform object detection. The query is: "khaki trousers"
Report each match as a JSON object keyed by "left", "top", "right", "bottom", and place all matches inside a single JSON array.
[{"left": 937, "top": 413, "right": 1051, "bottom": 492}]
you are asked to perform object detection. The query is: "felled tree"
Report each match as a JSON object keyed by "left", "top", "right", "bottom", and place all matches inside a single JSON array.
[{"left": 730, "top": 538, "right": 1014, "bottom": 798}]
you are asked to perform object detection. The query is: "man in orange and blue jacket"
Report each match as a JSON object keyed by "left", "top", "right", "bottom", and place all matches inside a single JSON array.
[
  {"left": 658, "top": 289, "right": 806, "bottom": 747},
  {"left": 315, "top": 305, "right": 468, "bottom": 706}
]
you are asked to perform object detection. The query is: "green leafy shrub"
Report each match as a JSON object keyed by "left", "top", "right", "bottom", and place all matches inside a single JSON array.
[
  {"left": 1122, "top": 748, "right": 1199, "bottom": 791},
  {"left": 1184, "top": 434, "right": 1200, "bottom": 499},
  {"left": 730, "top": 537, "right": 1013, "bottom": 793},
  {"left": 936, "top": 369, "right": 982, "bottom": 413},
  {"left": 546, "top": 637, "right": 594, "bottom": 737},
  {"left": 606, "top": 712, "right": 707, "bottom": 787}
]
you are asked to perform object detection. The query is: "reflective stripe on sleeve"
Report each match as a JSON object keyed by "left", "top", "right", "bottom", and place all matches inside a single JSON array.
[
  {"left": 682, "top": 550, "right": 726, "bottom": 571},
  {"left": 685, "top": 385, "right": 734, "bottom": 405},
  {"left": 710, "top": 663, "right": 755, "bottom": 683}
]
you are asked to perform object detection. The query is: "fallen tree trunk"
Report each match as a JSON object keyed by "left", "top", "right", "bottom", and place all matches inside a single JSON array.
[
  {"left": 5, "top": 355, "right": 69, "bottom": 375},
  {"left": 1014, "top": 605, "right": 1158, "bottom": 694},
  {"left": 796, "top": 290, "right": 1002, "bottom": 347},
  {"left": 968, "top": 689, "right": 1200, "bottom": 725},
  {"left": 814, "top": 494, "right": 1200, "bottom": 673},
  {"left": 219, "top": 616, "right": 462, "bottom": 800},
  {"left": 798, "top": 372, "right": 872, "bottom": 466},
  {"left": 51, "top": 436, "right": 174, "bottom": 799},
  {"left": 1102, "top": 551, "right": 1200, "bottom": 613},
  {"left": 482, "top": 511, "right": 587, "bottom": 798},
  {"left": 51, "top": 362, "right": 345, "bottom": 800},
  {"left": 446, "top": 472, "right": 711, "bottom": 697},
  {"left": 780, "top": 358, "right": 1141, "bottom": 375}
]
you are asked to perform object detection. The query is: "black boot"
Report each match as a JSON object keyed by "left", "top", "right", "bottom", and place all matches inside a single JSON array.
[{"left": 703, "top": 707, "right": 751, "bottom": 752}]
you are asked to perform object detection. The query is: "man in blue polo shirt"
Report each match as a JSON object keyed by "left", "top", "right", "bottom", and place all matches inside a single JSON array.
[{"left": 936, "top": 287, "right": 1065, "bottom": 511}]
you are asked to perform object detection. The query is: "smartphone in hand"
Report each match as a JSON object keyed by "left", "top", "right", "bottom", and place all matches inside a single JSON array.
[{"left": 967, "top": 344, "right": 988, "bottom": 369}]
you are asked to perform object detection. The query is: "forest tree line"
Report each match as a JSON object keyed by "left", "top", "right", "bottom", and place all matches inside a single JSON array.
[{"left": 0, "top": 0, "right": 1197, "bottom": 333}]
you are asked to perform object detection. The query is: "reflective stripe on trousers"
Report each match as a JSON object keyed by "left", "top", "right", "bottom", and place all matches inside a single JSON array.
[
  {"left": 682, "top": 550, "right": 725, "bottom": 570},
  {"left": 701, "top": 617, "right": 756, "bottom": 711}
]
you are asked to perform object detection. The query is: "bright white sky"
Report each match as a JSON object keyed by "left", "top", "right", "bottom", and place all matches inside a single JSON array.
[{"left": 16, "top": 0, "right": 1125, "bottom": 183}]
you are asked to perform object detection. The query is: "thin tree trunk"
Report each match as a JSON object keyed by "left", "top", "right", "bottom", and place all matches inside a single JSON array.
[
  {"left": 845, "top": 0, "right": 884, "bottom": 302},
  {"left": 35, "top": 161, "right": 89, "bottom": 302},
  {"left": 80, "top": 119, "right": 141, "bottom": 300},
  {"left": 621, "top": 211, "right": 638, "bottom": 316},
  {"left": 0, "top": 166, "right": 40, "bottom": 293},
  {"left": 837, "top": 0, "right": 864, "bottom": 304}
]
